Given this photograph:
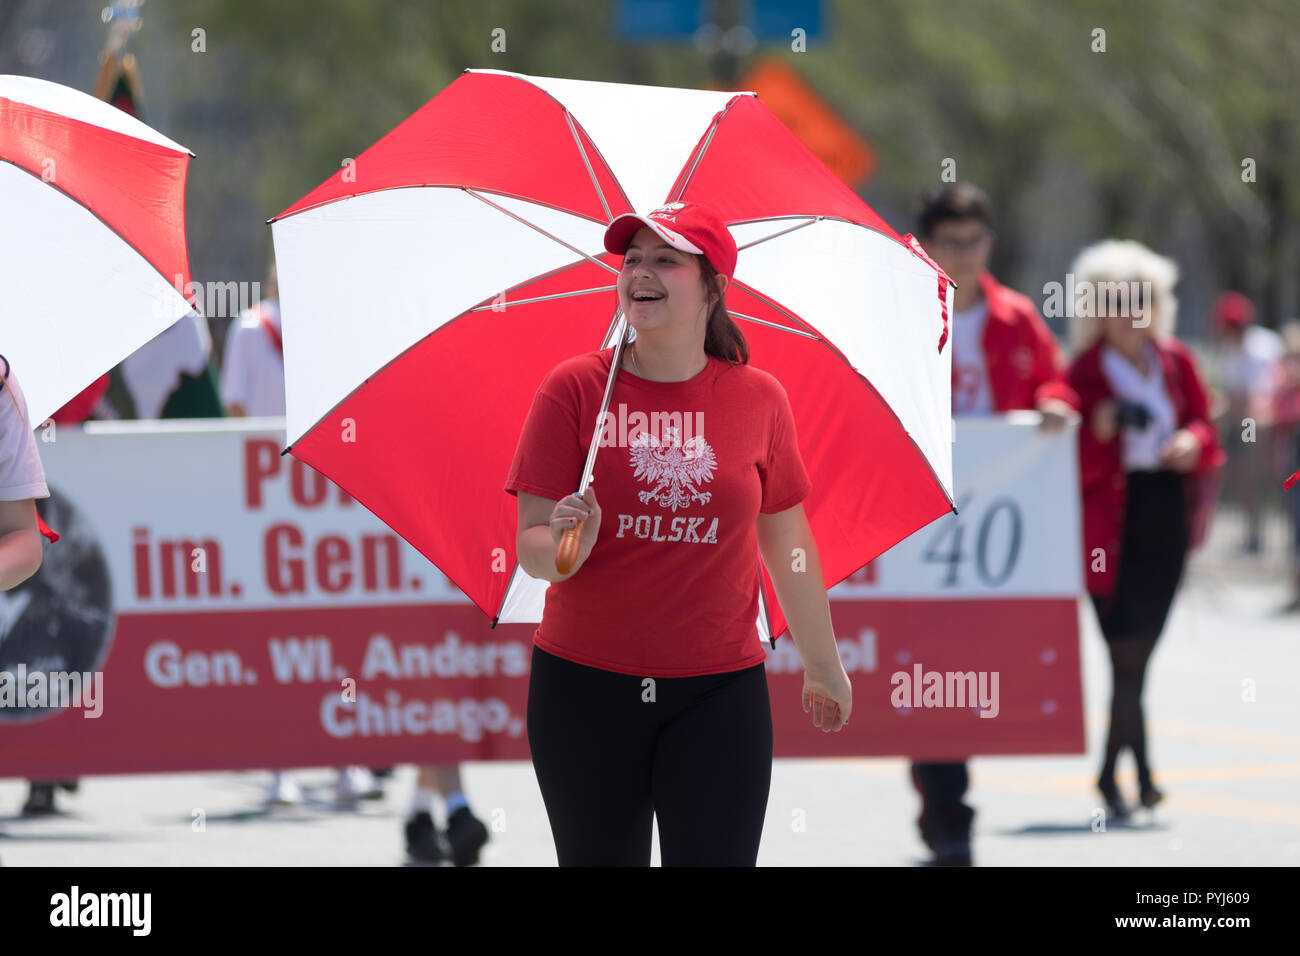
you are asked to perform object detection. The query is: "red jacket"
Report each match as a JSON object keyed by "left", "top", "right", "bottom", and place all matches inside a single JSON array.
[
  {"left": 52, "top": 373, "right": 110, "bottom": 424},
  {"left": 1066, "top": 338, "right": 1225, "bottom": 599},
  {"left": 965, "top": 272, "right": 1077, "bottom": 412}
]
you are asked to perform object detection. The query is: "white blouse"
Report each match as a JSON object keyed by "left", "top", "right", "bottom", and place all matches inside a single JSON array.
[{"left": 1100, "top": 341, "right": 1178, "bottom": 471}]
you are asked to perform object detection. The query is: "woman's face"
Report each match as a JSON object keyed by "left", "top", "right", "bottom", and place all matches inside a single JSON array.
[
  {"left": 1098, "top": 276, "right": 1156, "bottom": 354},
  {"left": 618, "top": 226, "right": 712, "bottom": 336}
]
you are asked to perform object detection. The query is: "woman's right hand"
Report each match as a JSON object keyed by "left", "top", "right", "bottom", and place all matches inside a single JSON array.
[
  {"left": 1091, "top": 400, "right": 1119, "bottom": 443},
  {"left": 550, "top": 485, "right": 601, "bottom": 569}
]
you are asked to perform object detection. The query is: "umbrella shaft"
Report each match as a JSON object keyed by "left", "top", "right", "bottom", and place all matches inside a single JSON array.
[{"left": 575, "top": 314, "right": 629, "bottom": 496}]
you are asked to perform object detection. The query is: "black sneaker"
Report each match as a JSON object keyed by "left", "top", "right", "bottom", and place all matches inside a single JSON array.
[
  {"left": 931, "top": 840, "right": 973, "bottom": 866},
  {"left": 21, "top": 783, "right": 57, "bottom": 817},
  {"left": 920, "top": 803, "right": 974, "bottom": 865},
  {"left": 404, "top": 812, "right": 447, "bottom": 864},
  {"left": 1098, "top": 779, "right": 1133, "bottom": 822},
  {"left": 445, "top": 806, "right": 489, "bottom": 867}
]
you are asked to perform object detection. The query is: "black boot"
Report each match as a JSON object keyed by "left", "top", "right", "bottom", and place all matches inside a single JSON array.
[
  {"left": 1137, "top": 771, "right": 1164, "bottom": 809},
  {"left": 1098, "top": 776, "right": 1132, "bottom": 822},
  {"left": 21, "top": 783, "right": 57, "bottom": 817},
  {"left": 445, "top": 806, "right": 490, "bottom": 867},
  {"left": 404, "top": 811, "right": 447, "bottom": 864}
]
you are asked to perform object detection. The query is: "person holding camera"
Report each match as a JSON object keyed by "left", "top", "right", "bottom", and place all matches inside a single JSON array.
[{"left": 1064, "top": 240, "right": 1224, "bottom": 820}]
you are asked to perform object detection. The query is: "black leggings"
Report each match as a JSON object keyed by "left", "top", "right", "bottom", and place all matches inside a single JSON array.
[
  {"left": 1098, "top": 637, "right": 1160, "bottom": 789},
  {"left": 526, "top": 644, "right": 772, "bottom": 866},
  {"left": 1091, "top": 470, "right": 1188, "bottom": 789}
]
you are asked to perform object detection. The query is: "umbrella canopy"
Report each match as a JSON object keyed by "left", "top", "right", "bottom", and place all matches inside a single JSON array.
[
  {"left": 0, "top": 74, "right": 195, "bottom": 426},
  {"left": 271, "top": 69, "right": 953, "bottom": 643}
]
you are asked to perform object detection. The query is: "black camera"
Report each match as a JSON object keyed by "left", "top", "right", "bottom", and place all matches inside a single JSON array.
[{"left": 1114, "top": 400, "right": 1153, "bottom": 430}]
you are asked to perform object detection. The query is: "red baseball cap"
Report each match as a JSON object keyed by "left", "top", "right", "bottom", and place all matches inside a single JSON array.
[
  {"left": 603, "top": 201, "right": 738, "bottom": 284},
  {"left": 1213, "top": 291, "right": 1255, "bottom": 330}
]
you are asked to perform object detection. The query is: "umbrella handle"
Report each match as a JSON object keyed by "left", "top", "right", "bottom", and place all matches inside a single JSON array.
[
  {"left": 554, "top": 318, "right": 626, "bottom": 577},
  {"left": 555, "top": 520, "right": 584, "bottom": 575}
]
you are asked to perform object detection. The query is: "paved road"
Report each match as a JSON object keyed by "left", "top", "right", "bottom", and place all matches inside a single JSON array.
[{"left": 3, "top": 535, "right": 1298, "bottom": 866}]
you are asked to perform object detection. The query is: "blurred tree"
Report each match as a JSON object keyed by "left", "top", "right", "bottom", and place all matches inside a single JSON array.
[
  {"left": 45, "top": 0, "right": 1294, "bottom": 344},
  {"left": 797, "top": 0, "right": 1300, "bottom": 329}
]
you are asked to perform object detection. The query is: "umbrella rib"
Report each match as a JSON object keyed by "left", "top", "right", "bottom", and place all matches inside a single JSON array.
[
  {"left": 727, "top": 279, "right": 819, "bottom": 337},
  {"left": 466, "top": 285, "right": 616, "bottom": 312},
  {"left": 728, "top": 213, "right": 910, "bottom": 256},
  {"left": 270, "top": 184, "right": 613, "bottom": 226},
  {"left": 734, "top": 216, "right": 820, "bottom": 251},
  {"left": 729, "top": 311, "right": 821, "bottom": 340},
  {"left": 599, "top": 306, "right": 626, "bottom": 349},
  {"left": 464, "top": 187, "right": 619, "bottom": 275},
  {"left": 476, "top": 253, "right": 621, "bottom": 311},
  {"left": 669, "top": 119, "right": 721, "bottom": 202},
  {"left": 667, "top": 94, "right": 752, "bottom": 202},
  {"left": 564, "top": 111, "right": 613, "bottom": 223}
]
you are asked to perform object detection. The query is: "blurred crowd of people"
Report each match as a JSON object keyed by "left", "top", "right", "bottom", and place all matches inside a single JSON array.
[{"left": 1209, "top": 290, "right": 1300, "bottom": 605}]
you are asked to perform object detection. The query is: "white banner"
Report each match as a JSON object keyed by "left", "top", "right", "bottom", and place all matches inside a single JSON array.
[
  {"left": 35, "top": 418, "right": 464, "bottom": 614},
  {"left": 31, "top": 414, "right": 1080, "bottom": 616},
  {"left": 830, "top": 413, "right": 1083, "bottom": 599}
]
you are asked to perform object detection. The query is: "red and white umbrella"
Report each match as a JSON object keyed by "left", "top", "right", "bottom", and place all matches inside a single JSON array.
[
  {"left": 271, "top": 69, "right": 954, "bottom": 643},
  {"left": 0, "top": 74, "right": 195, "bottom": 426}
]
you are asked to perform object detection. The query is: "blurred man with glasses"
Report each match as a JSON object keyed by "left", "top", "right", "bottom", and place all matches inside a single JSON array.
[{"left": 908, "top": 184, "right": 1076, "bottom": 866}]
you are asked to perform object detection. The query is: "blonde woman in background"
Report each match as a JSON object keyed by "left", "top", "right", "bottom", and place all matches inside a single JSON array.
[{"left": 1064, "top": 241, "right": 1224, "bottom": 819}]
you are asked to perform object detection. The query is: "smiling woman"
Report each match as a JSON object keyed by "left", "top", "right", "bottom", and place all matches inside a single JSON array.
[
  {"left": 616, "top": 222, "right": 747, "bottom": 383},
  {"left": 618, "top": 230, "right": 720, "bottom": 380},
  {"left": 505, "top": 201, "right": 852, "bottom": 868}
]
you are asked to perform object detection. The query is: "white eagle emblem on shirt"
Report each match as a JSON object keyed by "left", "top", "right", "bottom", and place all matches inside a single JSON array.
[{"left": 630, "top": 426, "right": 716, "bottom": 511}]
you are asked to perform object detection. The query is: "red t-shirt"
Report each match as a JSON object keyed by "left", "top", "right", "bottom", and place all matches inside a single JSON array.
[{"left": 505, "top": 348, "right": 811, "bottom": 677}]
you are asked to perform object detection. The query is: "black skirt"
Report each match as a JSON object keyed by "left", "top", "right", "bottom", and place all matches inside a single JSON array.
[{"left": 1091, "top": 469, "right": 1189, "bottom": 642}]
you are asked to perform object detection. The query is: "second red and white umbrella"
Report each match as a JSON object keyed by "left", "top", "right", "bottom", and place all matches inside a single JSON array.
[{"left": 0, "top": 74, "right": 195, "bottom": 427}]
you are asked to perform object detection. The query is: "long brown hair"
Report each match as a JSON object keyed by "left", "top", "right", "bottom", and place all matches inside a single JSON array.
[{"left": 698, "top": 257, "right": 748, "bottom": 365}]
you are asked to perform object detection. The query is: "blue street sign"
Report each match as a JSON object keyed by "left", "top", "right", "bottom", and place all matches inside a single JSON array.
[
  {"left": 616, "top": 0, "right": 705, "bottom": 40},
  {"left": 615, "top": 0, "right": 825, "bottom": 44},
  {"left": 750, "top": 0, "right": 824, "bottom": 42}
]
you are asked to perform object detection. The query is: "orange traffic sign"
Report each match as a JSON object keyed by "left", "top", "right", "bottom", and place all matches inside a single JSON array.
[{"left": 736, "top": 58, "right": 875, "bottom": 188}]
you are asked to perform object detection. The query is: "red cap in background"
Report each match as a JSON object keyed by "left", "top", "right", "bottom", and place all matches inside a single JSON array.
[{"left": 1213, "top": 291, "right": 1255, "bottom": 331}]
